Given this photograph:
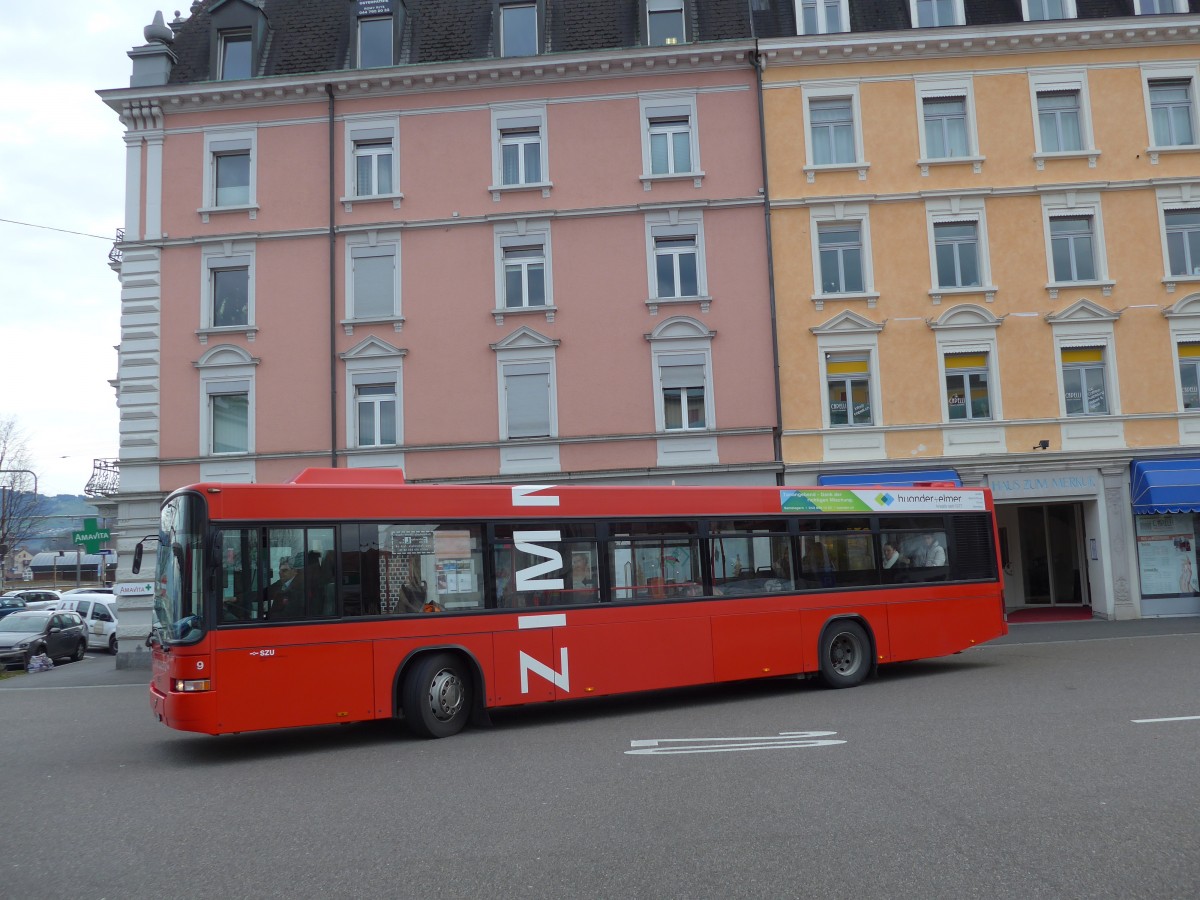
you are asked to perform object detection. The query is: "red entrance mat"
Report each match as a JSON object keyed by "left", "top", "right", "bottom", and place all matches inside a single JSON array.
[{"left": 1006, "top": 606, "right": 1093, "bottom": 624}]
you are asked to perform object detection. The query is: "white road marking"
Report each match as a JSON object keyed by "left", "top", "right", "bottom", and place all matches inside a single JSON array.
[
  {"left": 1131, "top": 715, "right": 1200, "bottom": 724},
  {"left": 626, "top": 730, "right": 845, "bottom": 755}
]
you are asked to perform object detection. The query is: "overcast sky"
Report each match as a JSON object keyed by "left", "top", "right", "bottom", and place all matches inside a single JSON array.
[{"left": 1, "top": 3, "right": 158, "bottom": 496}]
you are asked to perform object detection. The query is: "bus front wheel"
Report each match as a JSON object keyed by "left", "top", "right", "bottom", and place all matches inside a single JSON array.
[
  {"left": 818, "top": 620, "right": 870, "bottom": 689},
  {"left": 402, "top": 652, "right": 471, "bottom": 739}
]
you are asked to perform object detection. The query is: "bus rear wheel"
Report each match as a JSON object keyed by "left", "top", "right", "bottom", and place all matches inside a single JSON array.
[
  {"left": 402, "top": 652, "right": 471, "bottom": 739},
  {"left": 818, "top": 620, "right": 870, "bottom": 689}
]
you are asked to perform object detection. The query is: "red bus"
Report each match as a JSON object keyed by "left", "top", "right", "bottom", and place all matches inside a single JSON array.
[{"left": 142, "top": 469, "right": 1006, "bottom": 738}]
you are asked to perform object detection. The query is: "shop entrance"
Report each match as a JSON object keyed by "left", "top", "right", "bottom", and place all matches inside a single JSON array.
[{"left": 1015, "top": 503, "right": 1087, "bottom": 606}]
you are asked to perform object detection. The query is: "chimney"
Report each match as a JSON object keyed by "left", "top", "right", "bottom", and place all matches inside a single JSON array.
[{"left": 128, "top": 11, "right": 177, "bottom": 87}]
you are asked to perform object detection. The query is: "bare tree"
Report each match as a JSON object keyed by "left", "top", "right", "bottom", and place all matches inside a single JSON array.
[{"left": 0, "top": 417, "right": 42, "bottom": 565}]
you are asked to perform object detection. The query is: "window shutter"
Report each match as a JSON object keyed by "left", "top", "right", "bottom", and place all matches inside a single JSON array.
[{"left": 506, "top": 371, "right": 551, "bottom": 438}]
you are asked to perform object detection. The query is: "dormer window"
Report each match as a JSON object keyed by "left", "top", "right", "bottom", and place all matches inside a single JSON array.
[
  {"left": 359, "top": 16, "right": 393, "bottom": 68},
  {"left": 648, "top": 0, "right": 686, "bottom": 47},
  {"left": 219, "top": 30, "right": 252, "bottom": 80},
  {"left": 500, "top": 2, "right": 538, "bottom": 57}
]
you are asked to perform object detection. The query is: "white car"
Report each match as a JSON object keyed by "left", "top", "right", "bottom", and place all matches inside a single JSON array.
[
  {"left": 1, "top": 589, "right": 62, "bottom": 610},
  {"left": 54, "top": 594, "right": 119, "bottom": 654}
]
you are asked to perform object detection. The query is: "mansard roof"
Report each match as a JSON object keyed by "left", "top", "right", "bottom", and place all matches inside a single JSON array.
[{"left": 162, "top": 0, "right": 1198, "bottom": 85}]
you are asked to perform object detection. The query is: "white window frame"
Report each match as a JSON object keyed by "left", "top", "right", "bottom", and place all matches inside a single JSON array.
[
  {"left": 490, "top": 104, "right": 550, "bottom": 197},
  {"left": 914, "top": 77, "right": 982, "bottom": 174},
  {"left": 199, "top": 241, "right": 256, "bottom": 342},
  {"left": 357, "top": 15, "right": 394, "bottom": 68},
  {"left": 931, "top": 305, "right": 1003, "bottom": 426},
  {"left": 802, "top": 83, "right": 868, "bottom": 181},
  {"left": 340, "top": 337, "right": 407, "bottom": 468},
  {"left": 1021, "top": 0, "right": 1077, "bottom": 20},
  {"left": 1029, "top": 70, "right": 1097, "bottom": 168},
  {"left": 925, "top": 196, "right": 995, "bottom": 302},
  {"left": 1047, "top": 301, "right": 1121, "bottom": 423},
  {"left": 909, "top": 0, "right": 965, "bottom": 27},
  {"left": 343, "top": 117, "right": 401, "bottom": 210},
  {"left": 1156, "top": 185, "right": 1200, "bottom": 290},
  {"left": 1135, "top": 0, "right": 1186, "bottom": 13},
  {"left": 499, "top": 2, "right": 539, "bottom": 58},
  {"left": 196, "top": 345, "right": 258, "bottom": 458},
  {"left": 645, "top": 210, "right": 709, "bottom": 312},
  {"left": 1057, "top": 343, "right": 1112, "bottom": 418},
  {"left": 493, "top": 220, "right": 554, "bottom": 323},
  {"left": 344, "top": 231, "right": 402, "bottom": 330},
  {"left": 1142, "top": 64, "right": 1200, "bottom": 161},
  {"left": 497, "top": 357, "right": 557, "bottom": 440},
  {"left": 1165, "top": 295, "right": 1200, "bottom": 418},
  {"left": 654, "top": 350, "right": 713, "bottom": 434},
  {"left": 1041, "top": 192, "right": 1112, "bottom": 297},
  {"left": 639, "top": 93, "right": 703, "bottom": 187},
  {"left": 647, "top": 0, "right": 686, "bottom": 47},
  {"left": 794, "top": 0, "right": 850, "bottom": 35},
  {"left": 353, "top": 374, "right": 400, "bottom": 448},
  {"left": 200, "top": 128, "right": 257, "bottom": 220},
  {"left": 808, "top": 202, "right": 878, "bottom": 307}
]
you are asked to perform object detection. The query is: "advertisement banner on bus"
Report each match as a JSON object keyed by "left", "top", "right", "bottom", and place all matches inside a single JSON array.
[{"left": 780, "top": 489, "right": 986, "bottom": 513}]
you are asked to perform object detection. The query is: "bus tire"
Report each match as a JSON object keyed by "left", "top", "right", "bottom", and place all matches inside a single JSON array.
[
  {"left": 818, "top": 620, "right": 870, "bottom": 689},
  {"left": 401, "top": 652, "right": 471, "bottom": 739}
]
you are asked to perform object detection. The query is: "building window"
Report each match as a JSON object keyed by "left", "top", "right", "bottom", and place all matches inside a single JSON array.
[
  {"left": 647, "top": 0, "right": 685, "bottom": 46},
  {"left": 356, "top": 382, "right": 397, "bottom": 447},
  {"left": 358, "top": 16, "right": 393, "bottom": 67},
  {"left": 504, "top": 245, "right": 546, "bottom": 309},
  {"left": 1149, "top": 79, "right": 1196, "bottom": 148},
  {"left": 818, "top": 223, "right": 865, "bottom": 294},
  {"left": 658, "top": 356, "right": 708, "bottom": 431},
  {"left": 911, "top": 0, "right": 963, "bottom": 27},
  {"left": 502, "top": 363, "right": 553, "bottom": 439},
  {"left": 211, "top": 391, "right": 249, "bottom": 454},
  {"left": 796, "top": 0, "right": 848, "bottom": 34},
  {"left": 211, "top": 267, "right": 249, "bottom": 328},
  {"left": 944, "top": 353, "right": 991, "bottom": 420},
  {"left": 203, "top": 131, "right": 256, "bottom": 213},
  {"left": 1166, "top": 209, "right": 1200, "bottom": 277},
  {"left": 826, "top": 354, "right": 873, "bottom": 427},
  {"left": 1179, "top": 344, "right": 1200, "bottom": 409},
  {"left": 1061, "top": 347, "right": 1109, "bottom": 416},
  {"left": 214, "top": 151, "right": 250, "bottom": 207},
  {"left": 809, "top": 98, "right": 856, "bottom": 165},
  {"left": 355, "top": 141, "right": 394, "bottom": 196},
  {"left": 933, "top": 221, "right": 981, "bottom": 288},
  {"left": 1038, "top": 91, "right": 1083, "bottom": 152},
  {"left": 1136, "top": 0, "right": 1184, "bottom": 13},
  {"left": 348, "top": 240, "right": 399, "bottom": 321},
  {"left": 1050, "top": 215, "right": 1097, "bottom": 282},
  {"left": 649, "top": 115, "right": 692, "bottom": 175},
  {"left": 500, "top": 3, "right": 538, "bottom": 57},
  {"left": 655, "top": 236, "right": 699, "bottom": 299},
  {"left": 923, "top": 97, "right": 968, "bottom": 159},
  {"left": 219, "top": 30, "right": 252, "bottom": 80},
  {"left": 1023, "top": 0, "right": 1075, "bottom": 19},
  {"left": 491, "top": 106, "right": 548, "bottom": 191},
  {"left": 198, "top": 345, "right": 257, "bottom": 459}
]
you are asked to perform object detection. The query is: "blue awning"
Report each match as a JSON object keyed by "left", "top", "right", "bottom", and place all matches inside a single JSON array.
[
  {"left": 1130, "top": 459, "right": 1200, "bottom": 514},
  {"left": 817, "top": 469, "right": 961, "bottom": 487}
]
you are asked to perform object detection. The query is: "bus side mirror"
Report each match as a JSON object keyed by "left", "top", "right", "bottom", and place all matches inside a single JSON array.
[{"left": 132, "top": 543, "right": 144, "bottom": 574}]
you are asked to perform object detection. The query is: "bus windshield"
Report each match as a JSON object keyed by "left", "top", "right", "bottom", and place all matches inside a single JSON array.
[{"left": 153, "top": 492, "right": 207, "bottom": 645}]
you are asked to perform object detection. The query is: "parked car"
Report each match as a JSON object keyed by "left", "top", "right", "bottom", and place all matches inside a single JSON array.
[
  {"left": 61, "top": 587, "right": 114, "bottom": 595},
  {"left": 0, "top": 589, "right": 62, "bottom": 610},
  {"left": 55, "top": 594, "right": 119, "bottom": 653},
  {"left": 0, "top": 610, "right": 88, "bottom": 669},
  {"left": 0, "top": 596, "right": 28, "bottom": 620}
]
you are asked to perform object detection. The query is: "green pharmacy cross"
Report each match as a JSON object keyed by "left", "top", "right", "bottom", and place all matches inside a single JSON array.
[{"left": 72, "top": 518, "right": 112, "bottom": 555}]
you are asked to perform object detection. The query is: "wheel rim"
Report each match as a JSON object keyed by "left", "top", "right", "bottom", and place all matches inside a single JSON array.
[
  {"left": 829, "top": 631, "right": 863, "bottom": 676},
  {"left": 76, "top": 642, "right": 86, "bottom": 661},
  {"left": 426, "top": 667, "right": 465, "bottom": 722}
]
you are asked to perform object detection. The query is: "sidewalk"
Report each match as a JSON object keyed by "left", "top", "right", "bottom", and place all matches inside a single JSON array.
[{"left": 992, "top": 614, "right": 1200, "bottom": 646}]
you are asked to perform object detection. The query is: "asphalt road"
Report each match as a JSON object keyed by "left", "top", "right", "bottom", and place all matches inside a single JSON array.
[{"left": 2, "top": 619, "right": 1198, "bottom": 899}]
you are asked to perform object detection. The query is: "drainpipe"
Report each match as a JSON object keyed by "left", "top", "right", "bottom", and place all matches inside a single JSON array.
[
  {"left": 751, "top": 44, "right": 785, "bottom": 485},
  {"left": 326, "top": 83, "right": 338, "bottom": 469}
]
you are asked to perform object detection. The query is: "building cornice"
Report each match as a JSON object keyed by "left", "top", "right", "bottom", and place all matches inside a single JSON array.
[
  {"left": 98, "top": 40, "right": 757, "bottom": 119},
  {"left": 758, "top": 15, "right": 1200, "bottom": 70}
]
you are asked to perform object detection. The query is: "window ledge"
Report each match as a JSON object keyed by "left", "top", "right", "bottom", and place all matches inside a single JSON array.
[
  {"left": 1148, "top": 144, "right": 1200, "bottom": 164},
  {"left": 929, "top": 285, "right": 997, "bottom": 305},
  {"left": 340, "top": 315, "right": 405, "bottom": 335},
  {"left": 489, "top": 181, "right": 553, "bottom": 201},
  {"left": 811, "top": 291, "right": 880, "bottom": 311},
  {"left": 646, "top": 295, "right": 712, "bottom": 315},
  {"left": 197, "top": 325, "right": 258, "bottom": 345},
  {"left": 1033, "top": 150, "right": 1099, "bottom": 170},
  {"left": 197, "top": 204, "right": 259, "bottom": 224},
  {"left": 1046, "top": 280, "right": 1115, "bottom": 299},
  {"left": 492, "top": 304, "right": 557, "bottom": 326},
  {"left": 640, "top": 171, "right": 706, "bottom": 190},
  {"left": 803, "top": 162, "right": 869, "bottom": 183},
  {"left": 340, "top": 192, "right": 404, "bottom": 213},
  {"left": 918, "top": 155, "right": 985, "bottom": 176},
  {"left": 1164, "top": 274, "right": 1200, "bottom": 293}
]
